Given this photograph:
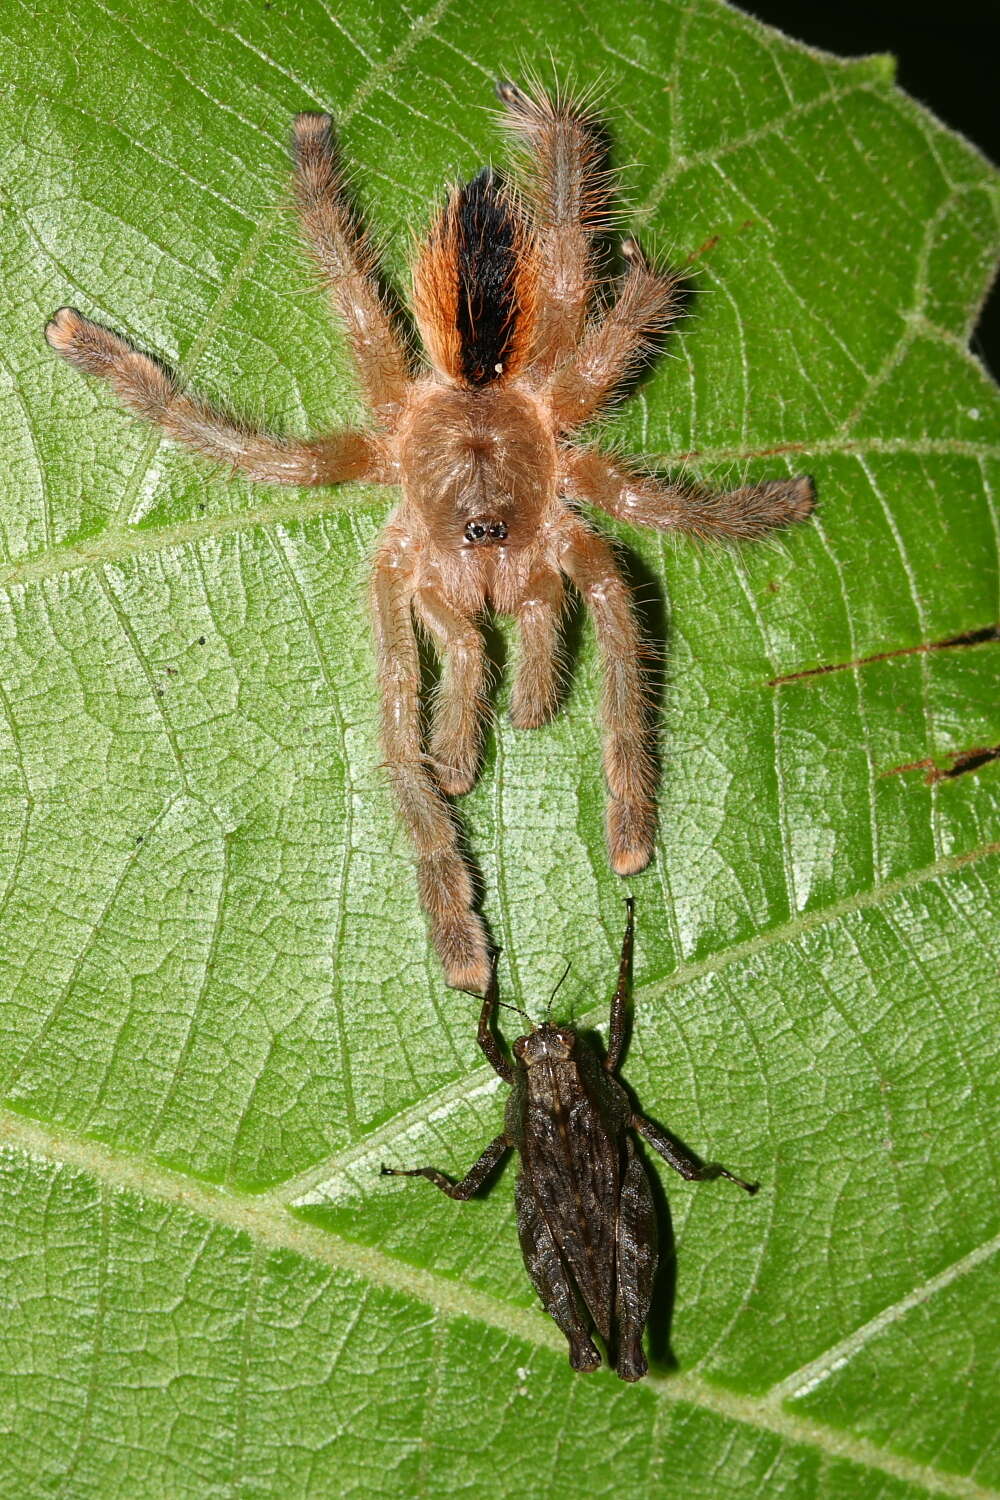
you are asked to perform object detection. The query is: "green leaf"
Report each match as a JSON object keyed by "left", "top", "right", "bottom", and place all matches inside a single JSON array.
[{"left": 1, "top": 0, "right": 998, "bottom": 1496}]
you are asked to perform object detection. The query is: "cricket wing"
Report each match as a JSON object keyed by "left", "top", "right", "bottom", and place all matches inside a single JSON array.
[
  {"left": 519, "top": 1068, "right": 622, "bottom": 1342},
  {"left": 515, "top": 1175, "right": 601, "bottom": 1372}
]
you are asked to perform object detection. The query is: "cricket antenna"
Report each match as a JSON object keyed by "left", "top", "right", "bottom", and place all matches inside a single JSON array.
[
  {"left": 486, "top": 950, "right": 534, "bottom": 1028},
  {"left": 498, "top": 999, "right": 534, "bottom": 1028},
  {"left": 544, "top": 960, "right": 572, "bottom": 1021}
]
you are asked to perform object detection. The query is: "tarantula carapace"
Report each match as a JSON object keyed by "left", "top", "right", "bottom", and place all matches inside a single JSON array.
[{"left": 46, "top": 81, "right": 814, "bottom": 995}]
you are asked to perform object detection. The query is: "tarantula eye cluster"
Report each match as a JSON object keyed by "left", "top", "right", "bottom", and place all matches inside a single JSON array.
[
  {"left": 46, "top": 80, "right": 814, "bottom": 993},
  {"left": 464, "top": 519, "right": 508, "bottom": 544}
]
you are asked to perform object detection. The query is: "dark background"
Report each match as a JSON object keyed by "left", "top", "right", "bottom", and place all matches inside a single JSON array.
[{"left": 746, "top": 1, "right": 999, "bottom": 378}]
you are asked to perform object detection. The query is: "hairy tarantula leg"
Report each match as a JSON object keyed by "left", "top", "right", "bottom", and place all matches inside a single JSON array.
[
  {"left": 545, "top": 240, "right": 680, "bottom": 433},
  {"left": 560, "top": 445, "right": 815, "bottom": 541},
  {"left": 510, "top": 566, "right": 566, "bottom": 730},
  {"left": 45, "top": 308, "right": 383, "bottom": 487},
  {"left": 372, "top": 546, "right": 492, "bottom": 993},
  {"left": 559, "top": 521, "right": 656, "bottom": 877},
  {"left": 293, "top": 114, "right": 412, "bottom": 427},
  {"left": 496, "top": 79, "right": 610, "bottom": 377},
  {"left": 412, "top": 587, "right": 487, "bottom": 797}
]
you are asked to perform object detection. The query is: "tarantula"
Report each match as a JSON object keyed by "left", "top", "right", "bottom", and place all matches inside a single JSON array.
[{"left": 46, "top": 81, "right": 814, "bottom": 995}]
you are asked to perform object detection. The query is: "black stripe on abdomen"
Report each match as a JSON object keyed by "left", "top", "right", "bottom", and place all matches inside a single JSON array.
[{"left": 453, "top": 169, "right": 520, "bottom": 387}]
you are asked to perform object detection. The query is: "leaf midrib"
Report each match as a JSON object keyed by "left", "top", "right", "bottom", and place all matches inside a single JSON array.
[
  {"left": 3, "top": 840, "right": 999, "bottom": 1499},
  {"left": 2, "top": 1102, "right": 997, "bottom": 1500}
]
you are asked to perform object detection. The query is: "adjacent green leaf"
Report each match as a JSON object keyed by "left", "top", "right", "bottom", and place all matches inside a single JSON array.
[{"left": 1, "top": 0, "right": 998, "bottom": 1496}]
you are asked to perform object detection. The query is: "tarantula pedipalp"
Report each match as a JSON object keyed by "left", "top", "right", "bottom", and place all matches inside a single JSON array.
[{"left": 46, "top": 81, "right": 814, "bottom": 996}]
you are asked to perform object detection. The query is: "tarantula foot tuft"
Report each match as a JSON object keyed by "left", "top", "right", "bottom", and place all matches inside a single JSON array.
[
  {"left": 608, "top": 801, "right": 655, "bottom": 877},
  {"left": 611, "top": 846, "right": 653, "bottom": 878},
  {"left": 433, "top": 914, "right": 493, "bottom": 995},
  {"left": 786, "top": 475, "right": 816, "bottom": 520},
  {"left": 435, "top": 764, "right": 478, "bottom": 796},
  {"left": 44, "top": 306, "right": 86, "bottom": 352}
]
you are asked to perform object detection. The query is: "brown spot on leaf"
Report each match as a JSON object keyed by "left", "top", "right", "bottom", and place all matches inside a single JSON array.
[
  {"left": 769, "top": 625, "right": 998, "bottom": 687},
  {"left": 883, "top": 744, "right": 1000, "bottom": 785}
]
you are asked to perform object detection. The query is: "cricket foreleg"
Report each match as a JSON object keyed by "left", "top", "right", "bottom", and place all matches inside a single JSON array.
[{"left": 604, "top": 896, "right": 635, "bottom": 1073}]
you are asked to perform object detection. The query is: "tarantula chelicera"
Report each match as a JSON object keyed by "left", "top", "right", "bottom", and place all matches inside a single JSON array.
[{"left": 47, "top": 81, "right": 813, "bottom": 994}]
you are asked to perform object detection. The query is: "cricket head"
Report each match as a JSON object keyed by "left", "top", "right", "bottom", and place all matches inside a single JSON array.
[
  {"left": 494, "top": 957, "right": 575, "bottom": 1065},
  {"left": 513, "top": 1023, "right": 577, "bottom": 1065}
]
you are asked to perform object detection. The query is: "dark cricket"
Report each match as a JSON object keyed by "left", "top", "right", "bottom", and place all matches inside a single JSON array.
[{"left": 382, "top": 900, "right": 757, "bottom": 1381}]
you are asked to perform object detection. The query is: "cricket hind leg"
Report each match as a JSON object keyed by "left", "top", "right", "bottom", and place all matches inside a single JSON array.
[
  {"left": 613, "top": 1142, "right": 658, "bottom": 1381},
  {"left": 516, "top": 1178, "right": 601, "bottom": 1373}
]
